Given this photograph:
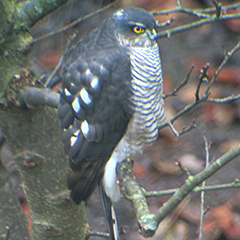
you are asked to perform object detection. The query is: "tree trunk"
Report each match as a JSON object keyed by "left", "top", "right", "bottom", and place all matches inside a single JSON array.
[{"left": 0, "top": 105, "right": 89, "bottom": 240}]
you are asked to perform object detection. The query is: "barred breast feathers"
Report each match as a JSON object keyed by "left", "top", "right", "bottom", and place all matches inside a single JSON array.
[{"left": 128, "top": 43, "right": 165, "bottom": 145}]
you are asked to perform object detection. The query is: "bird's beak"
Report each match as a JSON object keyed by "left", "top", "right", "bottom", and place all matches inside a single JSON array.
[{"left": 148, "top": 29, "right": 158, "bottom": 41}]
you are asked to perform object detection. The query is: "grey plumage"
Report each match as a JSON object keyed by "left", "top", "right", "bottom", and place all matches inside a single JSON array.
[{"left": 58, "top": 7, "right": 165, "bottom": 240}]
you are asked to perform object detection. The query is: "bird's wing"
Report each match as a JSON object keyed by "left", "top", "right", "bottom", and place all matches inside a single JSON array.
[{"left": 58, "top": 36, "right": 133, "bottom": 204}]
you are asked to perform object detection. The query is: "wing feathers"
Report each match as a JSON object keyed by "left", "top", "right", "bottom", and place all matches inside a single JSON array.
[
  {"left": 58, "top": 32, "right": 133, "bottom": 203},
  {"left": 67, "top": 160, "right": 105, "bottom": 204}
]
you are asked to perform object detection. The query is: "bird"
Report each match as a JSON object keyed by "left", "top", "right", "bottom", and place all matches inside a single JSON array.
[{"left": 58, "top": 7, "right": 165, "bottom": 240}]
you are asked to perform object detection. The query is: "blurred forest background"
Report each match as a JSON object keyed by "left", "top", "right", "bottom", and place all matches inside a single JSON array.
[{"left": 1, "top": 0, "right": 240, "bottom": 239}]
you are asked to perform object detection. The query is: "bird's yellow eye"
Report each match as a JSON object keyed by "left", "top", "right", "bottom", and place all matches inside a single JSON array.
[{"left": 133, "top": 26, "right": 145, "bottom": 34}]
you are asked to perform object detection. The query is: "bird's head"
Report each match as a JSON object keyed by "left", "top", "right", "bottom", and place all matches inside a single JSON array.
[{"left": 103, "top": 7, "right": 158, "bottom": 48}]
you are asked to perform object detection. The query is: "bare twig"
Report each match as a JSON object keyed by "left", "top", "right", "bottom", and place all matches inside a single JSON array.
[
  {"left": 177, "top": 119, "right": 196, "bottom": 136},
  {"left": 159, "top": 41, "right": 240, "bottom": 133},
  {"left": 118, "top": 145, "right": 240, "bottom": 236},
  {"left": 156, "top": 17, "right": 175, "bottom": 28},
  {"left": 175, "top": 159, "right": 191, "bottom": 177},
  {"left": 5, "top": 226, "right": 10, "bottom": 240},
  {"left": 199, "top": 2, "right": 240, "bottom": 14},
  {"left": 152, "top": 6, "right": 210, "bottom": 18},
  {"left": 195, "top": 63, "right": 210, "bottom": 101},
  {"left": 45, "top": 34, "right": 76, "bottom": 88},
  {"left": 154, "top": 144, "right": 240, "bottom": 225},
  {"left": 213, "top": 0, "right": 222, "bottom": 18},
  {"left": 207, "top": 94, "right": 240, "bottom": 103},
  {"left": 199, "top": 136, "right": 210, "bottom": 240},
  {"left": 31, "top": 1, "right": 119, "bottom": 44},
  {"left": 152, "top": 2, "right": 240, "bottom": 18},
  {"left": 204, "top": 41, "right": 240, "bottom": 97},
  {"left": 144, "top": 180, "right": 240, "bottom": 198},
  {"left": 88, "top": 231, "right": 110, "bottom": 238},
  {"left": 163, "top": 66, "right": 194, "bottom": 99},
  {"left": 157, "top": 14, "right": 240, "bottom": 38}
]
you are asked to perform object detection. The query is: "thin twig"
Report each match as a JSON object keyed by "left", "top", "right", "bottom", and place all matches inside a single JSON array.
[
  {"left": 163, "top": 65, "right": 194, "bottom": 99},
  {"left": 168, "top": 122, "right": 180, "bottom": 137},
  {"left": 159, "top": 41, "right": 240, "bottom": 132},
  {"left": 144, "top": 180, "right": 240, "bottom": 198},
  {"left": 152, "top": 6, "right": 210, "bottom": 18},
  {"left": 213, "top": 0, "right": 222, "bottom": 19},
  {"left": 5, "top": 226, "right": 10, "bottom": 240},
  {"left": 198, "top": 2, "right": 240, "bottom": 14},
  {"left": 199, "top": 136, "right": 210, "bottom": 240},
  {"left": 203, "top": 41, "right": 240, "bottom": 97},
  {"left": 45, "top": 34, "right": 76, "bottom": 88},
  {"left": 31, "top": 1, "right": 119, "bottom": 44},
  {"left": 195, "top": 63, "right": 210, "bottom": 101},
  {"left": 154, "top": 144, "right": 240, "bottom": 225},
  {"left": 207, "top": 94, "right": 240, "bottom": 103},
  {"left": 156, "top": 17, "right": 175, "bottom": 28},
  {"left": 175, "top": 159, "right": 191, "bottom": 177},
  {"left": 177, "top": 119, "right": 196, "bottom": 136},
  {"left": 88, "top": 231, "right": 110, "bottom": 238},
  {"left": 152, "top": 2, "right": 240, "bottom": 17},
  {"left": 118, "top": 145, "right": 240, "bottom": 236},
  {"left": 157, "top": 14, "right": 240, "bottom": 38}
]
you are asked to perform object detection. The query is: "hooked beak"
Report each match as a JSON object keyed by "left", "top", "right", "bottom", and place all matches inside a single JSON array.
[{"left": 148, "top": 29, "right": 158, "bottom": 41}]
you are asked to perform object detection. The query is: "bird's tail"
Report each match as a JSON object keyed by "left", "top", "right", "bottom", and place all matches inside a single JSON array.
[{"left": 98, "top": 183, "right": 120, "bottom": 240}]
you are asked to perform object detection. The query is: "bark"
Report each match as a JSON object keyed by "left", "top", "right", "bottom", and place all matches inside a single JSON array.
[
  {"left": 0, "top": 157, "right": 30, "bottom": 240},
  {"left": 0, "top": 104, "right": 88, "bottom": 240}
]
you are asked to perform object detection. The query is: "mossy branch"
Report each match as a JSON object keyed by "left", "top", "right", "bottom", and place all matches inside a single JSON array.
[{"left": 117, "top": 145, "right": 240, "bottom": 237}]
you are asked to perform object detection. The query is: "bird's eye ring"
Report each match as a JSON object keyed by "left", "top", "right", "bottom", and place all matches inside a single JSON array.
[{"left": 133, "top": 26, "right": 145, "bottom": 34}]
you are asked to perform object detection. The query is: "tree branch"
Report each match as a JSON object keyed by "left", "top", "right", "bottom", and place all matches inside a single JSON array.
[
  {"left": 117, "top": 159, "right": 156, "bottom": 238},
  {"left": 19, "top": 87, "right": 59, "bottom": 108},
  {"left": 157, "top": 14, "right": 240, "bottom": 38},
  {"left": 199, "top": 136, "right": 210, "bottom": 240},
  {"left": 163, "top": 65, "right": 194, "bottom": 99},
  {"left": 154, "top": 144, "right": 240, "bottom": 224},
  {"left": 144, "top": 180, "right": 240, "bottom": 198},
  {"left": 31, "top": 0, "right": 119, "bottom": 44},
  {"left": 158, "top": 41, "right": 240, "bottom": 134},
  {"left": 117, "top": 145, "right": 240, "bottom": 237}
]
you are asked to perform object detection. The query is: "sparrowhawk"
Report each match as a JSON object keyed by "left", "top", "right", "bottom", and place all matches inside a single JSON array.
[{"left": 58, "top": 7, "right": 165, "bottom": 240}]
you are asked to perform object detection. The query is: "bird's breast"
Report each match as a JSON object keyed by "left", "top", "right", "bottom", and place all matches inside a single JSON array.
[{"left": 126, "top": 43, "right": 165, "bottom": 151}]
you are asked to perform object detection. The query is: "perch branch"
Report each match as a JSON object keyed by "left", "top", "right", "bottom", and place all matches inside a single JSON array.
[
  {"left": 19, "top": 86, "right": 59, "bottom": 108},
  {"left": 118, "top": 145, "right": 240, "bottom": 237},
  {"left": 88, "top": 231, "right": 110, "bottom": 238},
  {"left": 117, "top": 159, "right": 157, "bottom": 238}
]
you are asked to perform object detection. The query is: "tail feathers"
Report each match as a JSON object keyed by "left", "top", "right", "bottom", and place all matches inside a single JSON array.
[
  {"left": 67, "top": 160, "right": 105, "bottom": 204},
  {"left": 99, "top": 183, "right": 120, "bottom": 240}
]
